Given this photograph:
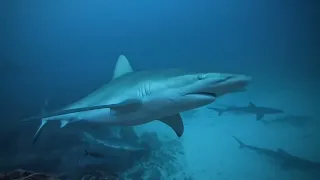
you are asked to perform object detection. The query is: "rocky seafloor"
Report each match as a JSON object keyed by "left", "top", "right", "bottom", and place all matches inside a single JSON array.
[{"left": 0, "top": 125, "right": 194, "bottom": 180}]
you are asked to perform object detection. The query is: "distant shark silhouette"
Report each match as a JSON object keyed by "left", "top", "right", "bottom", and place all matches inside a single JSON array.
[
  {"left": 208, "top": 102, "right": 284, "bottom": 120},
  {"left": 232, "top": 136, "right": 320, "bottom": 171},
  {"left": 261, "top": 115, "right": 314, "bottom": 127},
  {"left": 22, "top": 55, "right": 252, "bottom": 144}
]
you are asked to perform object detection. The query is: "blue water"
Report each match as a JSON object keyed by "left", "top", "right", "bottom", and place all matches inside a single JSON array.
[{"left": 0, "top": 0, "right": 319, "bottom": 179}]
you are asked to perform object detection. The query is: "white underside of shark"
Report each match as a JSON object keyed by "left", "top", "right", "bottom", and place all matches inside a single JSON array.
[{"left": 24, "top": 55, "right": 252, "bottom": 144}]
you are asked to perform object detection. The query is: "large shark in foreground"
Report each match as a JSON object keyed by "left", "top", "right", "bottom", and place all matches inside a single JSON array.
[
  {"left": 23, "top": 55, "right": 251, "bottom": 144},
  {"left": 208, "top": 102, "right": 284, "bottom": 120},
  {"left": 232, "top": 136, "right": 320, "bottom": 171}
]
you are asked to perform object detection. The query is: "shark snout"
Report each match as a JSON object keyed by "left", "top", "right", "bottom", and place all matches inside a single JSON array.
[
  {"left": 212, "top": 74, "right": 252, "bottom": 96},
  {"left": 230, "top": 74, "right": 252, "bottom": 87}
]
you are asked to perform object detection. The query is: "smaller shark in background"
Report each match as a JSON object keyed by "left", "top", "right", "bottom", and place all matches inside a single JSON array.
[
  {"left": 84, "top": 150, "right": 105, "bottom": 158},
  {"left": 232, "top": 136, "right": 320, "bottom": 171},
  {"left": 208, "top": 102, "right": 284, "bottom": 120},
  {"left": 82, "top": 132, "right": 148, "bottom": 151},
  {"left": 261, "top": 115, "right": 314, "bottom": 127}
]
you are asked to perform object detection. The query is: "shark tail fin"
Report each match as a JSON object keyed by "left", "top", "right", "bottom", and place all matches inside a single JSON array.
[
  {"left": 207, "top": 107, "right": 225, "bottom": 116},
  {"left": 21, "top": 98, "right": 50, "bottom": 123},
  {"left": 31, "top": 98, "right": 50, "bottom": 145},
  {"left": 232, "top": 136, "right": 246, "bottom": 149},
  {"left": 32, "top": 120, "right": 47, "bottom": 145}
]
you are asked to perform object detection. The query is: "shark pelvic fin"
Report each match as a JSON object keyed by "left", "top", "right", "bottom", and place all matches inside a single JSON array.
[
  {"left": 256, "top": 113, "right": 264, "bottom": 120},
  {"left": 112, "top": 55, "right": 133, "bottom": 79},
  {"left": 32, "top": 120, "right": 47, "bottom": 145},
  {"left": 159, "top": 113, "right": 184, "bottom": 137},
  {"left": 60, "top": 120, "right": 68, "bottom": 128},
  {"left": 248, "top": 101, "right": 256, "bottom": 107}
]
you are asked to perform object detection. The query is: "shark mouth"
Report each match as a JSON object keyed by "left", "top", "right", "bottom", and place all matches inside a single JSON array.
[
  {"left": 187, "top": 92, "right": 217, "bottom": 97},
  {"left": 198, "top": 92, "right": 217, "bottom": 97}
]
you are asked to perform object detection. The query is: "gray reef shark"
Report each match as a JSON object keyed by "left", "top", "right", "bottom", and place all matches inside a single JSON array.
[
  {"left": 232, "top": 136, "right": 320, "bottom": 171},
  {"left": 208, "top": 102, "right": 284, "bottom": 120},
  {"left": 82, "top": 132, "right": 147, "bottom": 151},
  {"left": 23, "top": 55, "right": 251, "bottom": 144},
  {"left": 261, "top": 115, "right": 314, "bottom": 127}
]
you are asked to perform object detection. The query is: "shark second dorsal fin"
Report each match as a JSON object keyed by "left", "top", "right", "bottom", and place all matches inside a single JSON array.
[
  {"left": 159, "top": 114, "right": 184, "bottom": 137},
  {"left": 112, "top": 55, "right": 133, "bottom": 79}
]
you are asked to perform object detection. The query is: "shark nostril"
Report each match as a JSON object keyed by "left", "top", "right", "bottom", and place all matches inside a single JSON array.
[{"left": 197, "top": 74, "right": 206, "bottom": 80}]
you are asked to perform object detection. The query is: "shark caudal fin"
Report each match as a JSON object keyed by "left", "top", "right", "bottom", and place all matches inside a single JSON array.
[
  {"left": 32, "top": 98, "right": 50, "bottom": 145},
  {"left": 232, "top": 136, "right": 246, "bottom": 149},
  {"left": 32, "top": 120, "right": 47, "bottom": 145},
  {"left": 207, "top": 107, "right": 225, "bottom": 116},
  {"left": 24, "top": 99, "right": 143, "bottom": 144}
]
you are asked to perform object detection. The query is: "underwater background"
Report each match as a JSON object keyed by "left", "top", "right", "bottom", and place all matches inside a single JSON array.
[{"left": 0, "top": 0, "right": 319, "bottom": 179}]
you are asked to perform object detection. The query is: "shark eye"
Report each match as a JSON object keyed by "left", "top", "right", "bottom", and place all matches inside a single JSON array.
[{"left": 197, "top": 74, "right": 206, "bottom": 80}]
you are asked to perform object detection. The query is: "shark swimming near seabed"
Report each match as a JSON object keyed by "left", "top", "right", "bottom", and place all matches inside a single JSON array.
[
  {"left": 22, "top": 54, "right": 252, "bottom": 144},
  {"left": 208, "top": 102, "right": 284, "bottom": 120},
  {"left": 232, "top": 136, "right": 320, "bottom": 171},
  {"left": 82, "top": 132, "right": 148, "bottom": 152}
]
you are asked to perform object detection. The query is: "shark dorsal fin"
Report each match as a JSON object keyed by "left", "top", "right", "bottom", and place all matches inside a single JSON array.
[
  {"left": 112, "top": 55, "right": 133, "bottom": 79},
  {"left": 249, "top": 101, "right": 256, "bottom": 107}
]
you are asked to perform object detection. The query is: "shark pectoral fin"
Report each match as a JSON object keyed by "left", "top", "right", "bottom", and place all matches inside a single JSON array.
[
  {"left": 32, "top": 120, "right": 47, "bottom": 145},
  {"left": 112, "top": 55, "right": 133, "bottom": 79},
  {"left": 60, "top": 120, "right": 68, "bottom": 128},
  {"left": 249, "top": 101, "right": 256, "bottom": 107},
  {"left": 256, "top": 113, "right": 264, "bottom": 120},
  {"left": 159, "top": 114, "right": 184, "bottom": 137},
  {"left": 109, "top": 99, "right": 142, "bottom": 114}
]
